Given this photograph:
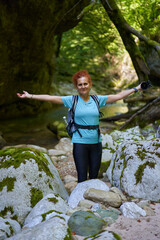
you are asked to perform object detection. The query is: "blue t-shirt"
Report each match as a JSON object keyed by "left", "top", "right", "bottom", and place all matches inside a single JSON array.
[{"left": 61, "top": 95, "right": 108, "bottom": 144}]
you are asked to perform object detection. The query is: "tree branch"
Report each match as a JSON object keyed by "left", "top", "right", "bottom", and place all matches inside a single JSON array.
[{"left": 119, "top": 96, "right": 160, "bottom": 130}]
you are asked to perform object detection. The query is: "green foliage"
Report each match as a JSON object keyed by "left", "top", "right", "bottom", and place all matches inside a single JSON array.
[
  {"left": 117, "top": 0, "right": 160, "bottom": 40},
  {"left": 56, "top": 2, "right": 124, "bottom": 86},
  {"left": 56, "top": 0, "right": 160, "bottom": 89}
]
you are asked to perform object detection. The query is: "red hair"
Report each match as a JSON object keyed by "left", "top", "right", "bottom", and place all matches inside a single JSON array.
[{"left": 72, "top": 70, "right": 92, "bottom": 87}]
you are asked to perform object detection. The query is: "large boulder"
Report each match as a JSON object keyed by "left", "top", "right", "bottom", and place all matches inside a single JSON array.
[
  {"left": 7, "top": 217, "right": 71, "bottom": 240},
  {"left": 0, "top": 0, "right": 90, "bottom": 119},
  {"left": 0, "top": 147, "right": 68, "bottom": 224},
  {"left": 107, "top": 138, "right": 160, "bottom": 201},
  {"left": 68, "top": 179, "right": 109, "bottom": 208}
]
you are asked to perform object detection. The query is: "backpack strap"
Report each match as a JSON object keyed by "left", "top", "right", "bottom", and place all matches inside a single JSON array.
[
  {"left": 91, "top": 95, "right": 104, "bottom": 118},
  {"left": 72, "top": 95, "right": 78, "bottom": 113}
]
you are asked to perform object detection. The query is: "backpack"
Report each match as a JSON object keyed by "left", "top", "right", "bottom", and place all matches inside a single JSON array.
[{"left": 65, "top": 95, "right": 103, "bottom": 138}]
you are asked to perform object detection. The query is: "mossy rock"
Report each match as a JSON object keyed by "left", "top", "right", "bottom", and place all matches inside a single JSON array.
[
  {"left": 0, "top": 147, "right": 68, "bottom": 224},
  {"left": 68, "top": 210, "right": 106, "bottom": 237}
]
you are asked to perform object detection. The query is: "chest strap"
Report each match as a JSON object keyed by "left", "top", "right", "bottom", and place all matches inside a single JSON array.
[{"left": 74, "top": 123, "right": 100, "bottom": 139}]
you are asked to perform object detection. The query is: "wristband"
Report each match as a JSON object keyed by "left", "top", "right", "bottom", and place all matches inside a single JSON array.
[
  {"left": 30, "top": 94, "right": 33, "bottom": 99},
  {"left": 133, "top": 87, "right": 138, "bottom": 93}
]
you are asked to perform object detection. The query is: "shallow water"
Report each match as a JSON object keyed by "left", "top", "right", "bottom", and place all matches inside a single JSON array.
[{"left": 0, "top": 100, "right": 128, "bottom": 149}]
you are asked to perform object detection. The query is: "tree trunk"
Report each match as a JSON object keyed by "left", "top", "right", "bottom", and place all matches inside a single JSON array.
[{"left": 100, "top": 0, "right": 160, "bottom": 84}]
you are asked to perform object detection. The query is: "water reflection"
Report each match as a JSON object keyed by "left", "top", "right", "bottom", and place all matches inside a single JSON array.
[{"left": 0, "top": 100, "right": 128, "bottom": 148}]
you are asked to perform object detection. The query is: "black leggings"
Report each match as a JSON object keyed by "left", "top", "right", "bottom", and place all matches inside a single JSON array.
[{"left": 73, "top": 142, "right": 102, "bottom": 183}]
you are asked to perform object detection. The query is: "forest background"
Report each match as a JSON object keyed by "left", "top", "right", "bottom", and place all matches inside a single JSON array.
[
  {"left": 55, "top": 0, "right": 160, "bottom": 94},
  {"left": 0, "top": 0, "right": 159, "bottom": 123}
]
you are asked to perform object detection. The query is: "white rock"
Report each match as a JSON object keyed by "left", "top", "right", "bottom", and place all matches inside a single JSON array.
[
  {"left": 23, "top": 193, "right": 70, "bottom": 228},
  {"left": 7, "top": 217, "right": 70, "bottom": 240},
  {"left": 0, "top": 217, "right": 21, "bottom": 239},
  {"left": 0, "top": 148, "right": 68, "bottom": 224},
  {"left": 102, "top": 149, "right": 113, "bottom": 162},
  {"left": 107, "top": 139, "right": 160, "bottom": 201},
  {"left": 54, "top": 138, "right": 72, "bottom": 152},
  {"left": 86, "top": 229, "right": 117, "bottom": 240},
  {"left": 120, "top": 202, "right": 146, "bottom": 218},
  {"left": 68, "top": 179, "right": 109, "bottom": 208}
]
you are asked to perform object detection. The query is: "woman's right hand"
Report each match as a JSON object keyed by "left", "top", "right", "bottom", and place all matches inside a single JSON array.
[{"left": 17, "top": 91, "right": 32, "bottom": 99}]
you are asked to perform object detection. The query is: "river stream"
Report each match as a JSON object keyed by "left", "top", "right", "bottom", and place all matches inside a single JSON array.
[{"left": 0, "top": 100, "right": 128, "bottom": 149}]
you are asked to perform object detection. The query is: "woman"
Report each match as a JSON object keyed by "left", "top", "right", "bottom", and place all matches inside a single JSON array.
[{"left": 17, "top": 70, "right": 142, "bottom": 182}]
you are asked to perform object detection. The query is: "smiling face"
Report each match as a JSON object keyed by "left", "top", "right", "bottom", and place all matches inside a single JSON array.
[{"left": 76, "top": 76, "right": 92, "bottom": 97}]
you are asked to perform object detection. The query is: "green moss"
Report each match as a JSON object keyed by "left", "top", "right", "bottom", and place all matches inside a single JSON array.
[
  {"left": 0, "top": 147, "right": 53, "bottom": 178},
  {"left": 9, "top": 225, "right": 14, "bottom": 235},
  {"left": 48, "top": 197, "right": 58, "bottom": 204},
  {"left": 85, "top": 216, "right": 94, "bottom": 220},
  {"left": 136, "top": 148, "right": 147, "bottom": 160},
  {"left": 41, "top": 210, "right": 54, "bottom": 221},
  {"left": 49, "top": 184, "right": 53, "bottom": 190},
  {"left": 30, "top": 187, "right": 43, "bottom": 208},
  {"left": 153, "top": 142, "right": 160, "bottom": 147},
  {"left": 0, "top": 206, "right": 18, "bottom": 222},
  {"left": 110, "top": 148, "right": 116, "bottom": 154},
  {"left": 54, "top": 215, "right": 65, "bottom": 220},
  {"left": 113, "top": 232, "right": 122, "bottom": 240},
  {"left": 64, "top": 227, "right": 72, "bottom": 240},
  {"left": 134, "top": 161, "right": 156, "bottom": 184},
  {"left": 41, "top": 209, "right": 63, "bottom": 221},
  {"left": 0, "top": 177, "right": 16, "bottom": 192},
  {"left": 98, "top": 161, "right": 111, "bottom": 178}
]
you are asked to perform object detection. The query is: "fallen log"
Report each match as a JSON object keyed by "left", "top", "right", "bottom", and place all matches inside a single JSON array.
[
  {"left": 100, "top": 96, "right": 160, "bottom": 130},
  {"left": 119, "top": 96, "right": 160, "bottom": 130}
]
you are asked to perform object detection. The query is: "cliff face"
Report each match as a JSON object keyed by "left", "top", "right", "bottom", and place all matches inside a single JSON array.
[{"left": 0, "top": 0, "right": 90, "bottom": 119}]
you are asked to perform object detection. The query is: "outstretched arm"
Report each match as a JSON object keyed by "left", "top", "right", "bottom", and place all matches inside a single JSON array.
[
  {"left": 17, "top": 91, "right": 63, "bottom": 104},
  {"left": 106, "top": 84, "right": 142, "bottom": 104}
]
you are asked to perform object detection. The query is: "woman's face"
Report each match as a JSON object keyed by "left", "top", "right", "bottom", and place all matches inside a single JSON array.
[{"left": 76, "top": 76, "right": 92, "bottom": 96}]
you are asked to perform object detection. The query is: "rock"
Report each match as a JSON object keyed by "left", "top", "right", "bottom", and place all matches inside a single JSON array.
[
  {"left": 68, "top": 179, "right": 109, "bottom": 208},
  {"left": 120, "top": 202, "right": 146, "bottom": 218},
  {"left": 68, "top": 210, "right": 106, "bottom": 237},
  {"left": 0, "top": 147, "right": 68, "bottom": 224},
  {"left": 0, "top": 217, "right": 21, "bottom": 239},
  {"left": 54, "top": 138, "right": 73, "bottom": 152},
  {"left": 63, "top": 175, "right": 77, "bottom": 184},
  {"left": 155, "top": 125, "right": 160, "bottom": 137},
  {"left": 3, "top": 144, "right": 48, "bottom": 153},
  {"left": 107, "top": 138, "right": 160, "bottom": 201},
  {"left": 85, "top": 229, "right": 121, "bottom": 240},
  {"left": 84, "top": 188, "right": 122, "bottom": 208},
  {"left": 110, "top": 126, "right": 144, "bottom": 142},
  {"left": 110, "top": 187, "right": 127, "bottom": 202},
  {"left": 137, "top": 200, "right": 150, "bottom": 208},
  {"left": 23, "top": 193, "right": 70, "bottom": 228},
  {"left": 78, "top": 200, "right": 101, "bottom": 210},
  {"left": 7, "top": 217, "right": 71, "bottom": 240},
  {"left": 0, "top": 0, "right": 90, "bottom": 119},
  {"left": 65, "top": 181, "right": 77, "bottom": 194},
  {"left": 95, "top": 208, "right": 121, "bottom": 226},
  {"left": 48, "top": 149, "right": 67, "bottom": 157},
  {"left": 142, "top": 206, "right": 155, "bottom": 216}
]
